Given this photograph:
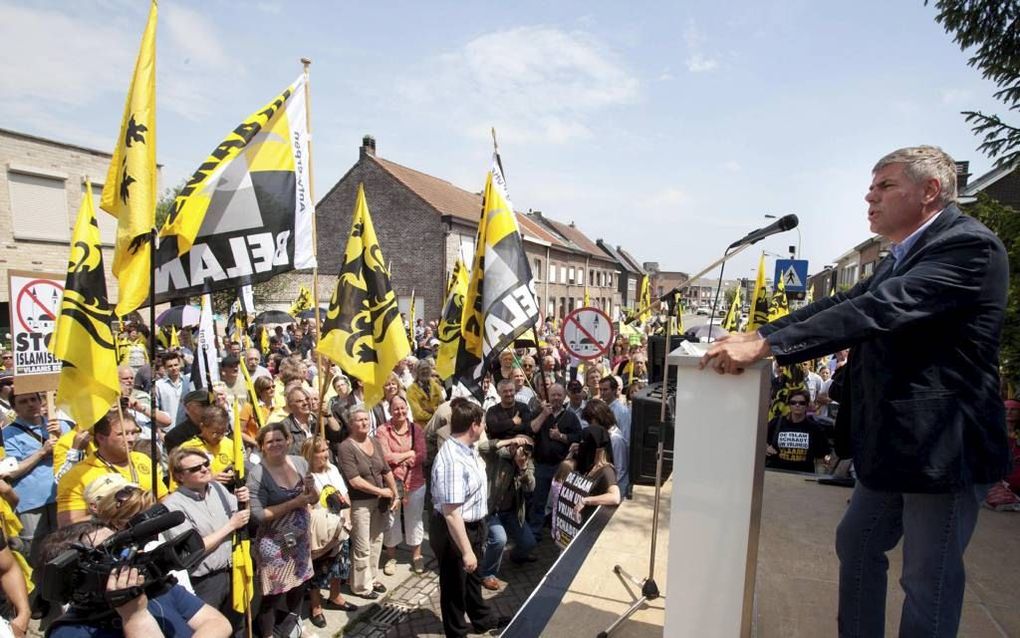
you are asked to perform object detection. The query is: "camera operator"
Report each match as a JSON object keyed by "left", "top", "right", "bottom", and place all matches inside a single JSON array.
[
  {"left": 162, "top": 449, "right": 249, "bottom": 626},
  {"left": 37, "top": 520, "right": 231, "bottom": 638}
]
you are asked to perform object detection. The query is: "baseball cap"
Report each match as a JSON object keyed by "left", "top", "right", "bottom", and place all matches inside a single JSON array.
[
  {"left": 83, "top": 474, "right": 138, "bottom": 508},
  {"left": 183, "top": 389, "right": 212, "bottom": 405}
]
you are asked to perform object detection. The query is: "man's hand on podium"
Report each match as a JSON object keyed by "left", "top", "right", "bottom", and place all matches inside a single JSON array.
[{"left": 700, "top": 332, "right": 771, "bottom": 375}]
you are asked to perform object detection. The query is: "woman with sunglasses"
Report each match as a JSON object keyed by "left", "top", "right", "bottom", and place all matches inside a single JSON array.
[
  {"left": 163, "top": 448, "right": 250, "bottom": 624},
  {"left": 177, "top": 406, "right": 237, "bottom": 490},
  {"left": 765, "top": 389, "right": 833, "bottom": 474},
  {"left": 247, "top": 423, "right": 318, "bottom": 638}
]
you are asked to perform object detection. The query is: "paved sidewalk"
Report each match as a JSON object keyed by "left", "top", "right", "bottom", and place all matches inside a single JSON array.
[{"left": 336, "top": 530, "right": 562, "bottom": 638}]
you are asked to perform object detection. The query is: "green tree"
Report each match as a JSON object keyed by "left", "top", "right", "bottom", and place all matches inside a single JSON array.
[
  {"left": 964, "top": 193, "right": 1020, "bottom": 385},
  {"left": 928, "top": 1, "right": 1020, "bottom": 167}
]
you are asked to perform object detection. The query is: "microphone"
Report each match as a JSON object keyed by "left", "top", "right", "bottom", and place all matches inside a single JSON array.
[
  {"left": 728, "top": 214, "right": 799, "bottom": 249},
  {"left": 103, "top": 510, "right": 186, "bottom": 552}
]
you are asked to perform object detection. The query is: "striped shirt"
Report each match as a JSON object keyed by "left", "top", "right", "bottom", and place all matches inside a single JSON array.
[{"left": 431, "top": 436, "right": 488, "bottom": 523}]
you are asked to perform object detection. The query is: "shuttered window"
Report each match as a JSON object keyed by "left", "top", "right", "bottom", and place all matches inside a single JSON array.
[{"left": 8, "top": 170, "right": 69, "bottom": 242}]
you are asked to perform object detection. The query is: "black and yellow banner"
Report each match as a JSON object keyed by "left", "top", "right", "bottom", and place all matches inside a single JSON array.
[
  {"left": 316, "top": 184, "right": 409, "bottom": 407},
  {"left": 51, "top": 181, "right": 120, "bottom": 428},
  {"left": 100, "top": 0, "right": 157, "bottom": 317},
  {"left": 456, "top": 154, "right": 539, "bottom": 394},
  {"left": 154, "top": 75, "right": 315, "bottom": 301},
  {"left": 436, "top": 259, "right": 468, "bottom": 381},
  {"left": 747, "top": 252, "right": 770, "bottom": 332}
]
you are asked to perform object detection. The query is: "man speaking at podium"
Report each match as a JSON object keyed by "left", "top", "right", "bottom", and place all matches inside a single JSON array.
[{"left": 702, "top": 146, "right": 1009, "bottom": 638}]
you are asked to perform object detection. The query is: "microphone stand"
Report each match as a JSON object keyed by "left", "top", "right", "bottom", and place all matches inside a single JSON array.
[{"left": 598, "top": 239, "right": 759, "bottom": 638}]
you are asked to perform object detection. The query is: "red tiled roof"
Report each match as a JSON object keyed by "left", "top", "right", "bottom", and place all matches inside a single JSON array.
[
  {"left": 542, "top": 218, "right": 603, "bottom": 255},
  {"left": 373, "top": 156, "right": 482, "bottom": 222},
  {"left": 516, "top": 213, "right": 569, "bottom": 248}
]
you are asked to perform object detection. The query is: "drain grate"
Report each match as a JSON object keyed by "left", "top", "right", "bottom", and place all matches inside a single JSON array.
[{"left": 366, "top": 602, "right": 410, "bottom": 626}]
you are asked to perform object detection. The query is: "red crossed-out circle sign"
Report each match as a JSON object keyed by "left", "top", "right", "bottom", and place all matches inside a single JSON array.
[
  {"left": 560, "top": 306, "right": 614, "bottom": 361},
  {"left": 16, "top": 279, "right": 63, "bottom": 334}
]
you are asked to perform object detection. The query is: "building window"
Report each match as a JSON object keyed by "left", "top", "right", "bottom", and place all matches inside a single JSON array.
[
  {"left": 549, "top": 264, "right": 556, "bottom": 282},
  {"left": 547, "top": 299, "right": 555, "bottom": 318},
  {"left": 560, "top": 267, "right": 567, "bottom": 284},
  {"left": 568, "top": 267, "right": 575, "bottom": 284},
  {"left": 534, "top": 258, "right": 543, "bottom": 282},
  {"left": 8, "top": 170, "right": 69, "bottom": 242}
]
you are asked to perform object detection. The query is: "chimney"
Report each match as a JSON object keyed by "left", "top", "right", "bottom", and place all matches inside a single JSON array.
[
  {"left": 955, "top": 161, "right": 970, "bottom": 191},
  {"left": 360, "top": 135, "right": 376, "bottom": 159}
]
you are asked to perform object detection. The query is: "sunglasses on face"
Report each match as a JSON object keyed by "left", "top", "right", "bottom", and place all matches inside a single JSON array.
[
  {"left": 788, "top": 400, "right": 808, "bottom": 406},
  {"left": 180, "top": 460, "right": 210, "bottom": 474}
]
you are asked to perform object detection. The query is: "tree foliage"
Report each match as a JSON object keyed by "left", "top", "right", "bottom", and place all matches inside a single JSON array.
[
  {"left": 965, "top": 193, "right": 1020, "bottom": 385},
  {"left": 929, "top": 0, "right": 1020, "bottom": 167}
]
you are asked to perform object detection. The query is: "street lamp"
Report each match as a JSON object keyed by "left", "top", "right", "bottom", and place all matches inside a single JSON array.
[{"left": 764, "top": 213, "right": 801, "bottom": 259}]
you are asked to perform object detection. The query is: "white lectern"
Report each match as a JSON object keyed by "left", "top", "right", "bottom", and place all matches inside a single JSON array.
[{"left": 663, "top": 349, "right": 772, "bottom": 637}]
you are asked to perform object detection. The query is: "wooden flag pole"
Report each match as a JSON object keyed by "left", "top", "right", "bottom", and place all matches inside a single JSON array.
[{"left": 301, "top": 57, "right": 328, "bottom": 438}]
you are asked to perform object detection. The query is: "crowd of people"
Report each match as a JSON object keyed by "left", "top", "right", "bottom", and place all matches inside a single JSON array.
[{"left": 0, "top": 312, "right": 647, "bottom": 638}]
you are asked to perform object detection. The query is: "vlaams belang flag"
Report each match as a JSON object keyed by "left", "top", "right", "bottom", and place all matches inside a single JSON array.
[
  {"left": 100, "top": 0, "right": 157, "bottom": 317},
  {"left": 458, "top": 154, "right": 539, "bottom": 393},
  {"left": 156, "top": 74, "right": 315, "bottom": 301},
  {"left": 50, "top": 181, "right": 120, "bottom": 427},
  {"left": 436, "top": 259, "right": 468, "bottom": 381},
  {"left": 316, "top": 184, "right": 409, "bottom": 408},
  {"left": 747, "top": 252, "right": 770, "bottom": 332}
]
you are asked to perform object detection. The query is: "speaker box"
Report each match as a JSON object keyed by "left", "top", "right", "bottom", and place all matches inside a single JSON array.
[
  {"left": 629, "top": 382, "right": 674, "bottom": 486},
  {"left": 647, "top": 335, "right": 686, "bottom": 384}
]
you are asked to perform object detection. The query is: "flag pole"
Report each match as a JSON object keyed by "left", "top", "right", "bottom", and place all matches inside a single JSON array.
[
  {"left": 301, "top": 57, "right": 327, "bottom": 438},
  {"left": 148, "top": 227, "right": 158, "bottom": 497}
]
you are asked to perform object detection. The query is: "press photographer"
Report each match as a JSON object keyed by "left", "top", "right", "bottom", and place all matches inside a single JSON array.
[{"left": 37, "top": 513, "right": 231, "bottom": 638}]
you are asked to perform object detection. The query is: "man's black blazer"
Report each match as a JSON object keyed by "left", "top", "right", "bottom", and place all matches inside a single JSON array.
[{"left": 759, "top": 204, "right": 1009, "bottom": 492}]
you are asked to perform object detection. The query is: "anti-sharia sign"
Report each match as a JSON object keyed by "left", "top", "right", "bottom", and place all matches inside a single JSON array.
[
  {"left": 553, "top": 471, "right": 595, "bottom": 549},
  {"left": 6, "top": 270, "right": 63, "bottom": 392}
]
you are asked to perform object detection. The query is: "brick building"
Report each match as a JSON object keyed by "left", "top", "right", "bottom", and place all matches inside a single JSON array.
[
  {"left": 0, "top": 128, "right": 163, "bottom": 333},
  {"left": 311, "top": 136, "right": 626, "bottom": 323},
  {"left": 596, "top": 240, "right": 644, "bottom": 309}
]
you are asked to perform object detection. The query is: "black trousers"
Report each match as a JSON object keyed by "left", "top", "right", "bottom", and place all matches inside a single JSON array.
[{"left": 429, "top": 512, "right": 494, "bottom": 637}]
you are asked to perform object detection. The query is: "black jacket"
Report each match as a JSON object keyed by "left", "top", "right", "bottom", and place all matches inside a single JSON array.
[{"left": 760, "top": 205, "right": 1009, "bottom": 492}]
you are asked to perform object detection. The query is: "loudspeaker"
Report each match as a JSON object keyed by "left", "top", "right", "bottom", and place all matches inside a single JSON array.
[
  {"left": 647, "top": 335, "right": 686, "bottom": 383},
  {"left": 629, "top": 382, "right": 674, "bottom": 486}
]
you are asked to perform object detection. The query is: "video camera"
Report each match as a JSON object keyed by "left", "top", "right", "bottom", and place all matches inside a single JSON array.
[{"left": 41, "top": 505, "right": 205, "bottom": 611}]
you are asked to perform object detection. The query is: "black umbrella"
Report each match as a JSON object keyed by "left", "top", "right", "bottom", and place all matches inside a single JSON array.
[
  {"left": 254, "top": 310, "right": 295, "bottom": 325},
  {"left": 296, "top": 307, "right": 328, "bottom": 320},
  {"left": 155, "top": 305, "right": 202, "bottom": 327}
]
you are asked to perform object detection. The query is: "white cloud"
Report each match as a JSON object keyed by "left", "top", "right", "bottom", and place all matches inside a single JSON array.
[
  {"left": 683, "top": 20, "right": 720, "bottom": 74},
  {"left": 163, "top": 4, "right": 231, "bottom": 70},
  {"left": 399, "top": 26, "right": 639, "bottom": 145},
  {"left": 686, "top": 54, "right": 719, "bottom": 73},
  {"left": 0, "top": 4, "right": 135, "bottom": 106},
  {"left": 722, "top": 160, "right": 742, "bottom": 172}
]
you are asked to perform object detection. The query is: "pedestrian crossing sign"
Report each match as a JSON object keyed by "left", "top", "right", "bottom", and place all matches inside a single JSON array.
[{"left": 774, "top": 259, "right": 808, "bottom": 293}]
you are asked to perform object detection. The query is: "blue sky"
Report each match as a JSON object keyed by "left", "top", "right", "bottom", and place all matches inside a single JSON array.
[{"left": 0, "top": 0, "right": 1006, "bottom": 282}]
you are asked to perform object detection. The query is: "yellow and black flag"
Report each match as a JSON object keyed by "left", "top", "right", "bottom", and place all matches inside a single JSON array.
[
  {"left": 101, "top": 0, "right": 157, "bottom": 317},
  {"left": 289, "top": 285, "right": 313, "bottom": 317},
  {"left": 637, "top": 275, "right": 652, "bottom": 323},
  {"left": 316, "top": 184, "right": 409, "bottom": 407},
  {"left": 230, "top": 408, "right": 254, "bottom": 614},
  {"left": 747, "top": 252, "right": 770, "bottom": 332},
  {"left": 457, "top": 153, "right": 539, "bottom": 394},
  {"left": 768, "top": 271, "right": 790, "bottom": 321},
  {"left": 436, "top": 259, "right": 468, "bottom": 381},
  {"left": 50, "top": 181, "right": 120, "bottom": 428},
  {"left": 722, "top": 284, "right": 742, "bottom": 332}
]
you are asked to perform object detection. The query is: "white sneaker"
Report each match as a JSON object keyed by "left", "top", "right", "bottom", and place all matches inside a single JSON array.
[{"left": 383, "top": 558, "right": 397, "bottom": 575}]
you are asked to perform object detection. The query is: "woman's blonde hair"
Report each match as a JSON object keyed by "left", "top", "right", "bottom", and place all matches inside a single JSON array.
[{"left": 93, "top": 486, "right": 155, "bottom": 530}]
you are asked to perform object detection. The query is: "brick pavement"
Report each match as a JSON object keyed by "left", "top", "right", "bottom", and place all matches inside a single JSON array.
[{"left": 340, "top": 532, "right": 562, "bottom": 638}]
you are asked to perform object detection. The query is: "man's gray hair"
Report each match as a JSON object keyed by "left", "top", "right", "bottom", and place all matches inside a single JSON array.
[
  {"left": 873, "top": 145, "right": 958, "bottom": 206},
  {"left": 496, "top": 378, "right": 515, "bottom": 392}
]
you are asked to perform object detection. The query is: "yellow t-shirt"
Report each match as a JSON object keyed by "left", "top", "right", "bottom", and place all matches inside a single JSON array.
[
  {"left": 53, "top": 427, "right": 97, "bottom": 477},
  {"left": 56, "top": 451, "right": 167, "bottom": 515},
  {"left": 172, "top": 436, "right": 237, "bottom": 490}
]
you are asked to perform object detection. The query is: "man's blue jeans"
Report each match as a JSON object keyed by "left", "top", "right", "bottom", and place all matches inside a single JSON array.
[
  {"left": 528, "top": 462, "right": 558, "bottom": 538},
  {"left": 835, "top": 481, "right": 988, "bottom": 637},
  {"left": 479, "top": 510, "right": 537, "bottom": 579}
]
